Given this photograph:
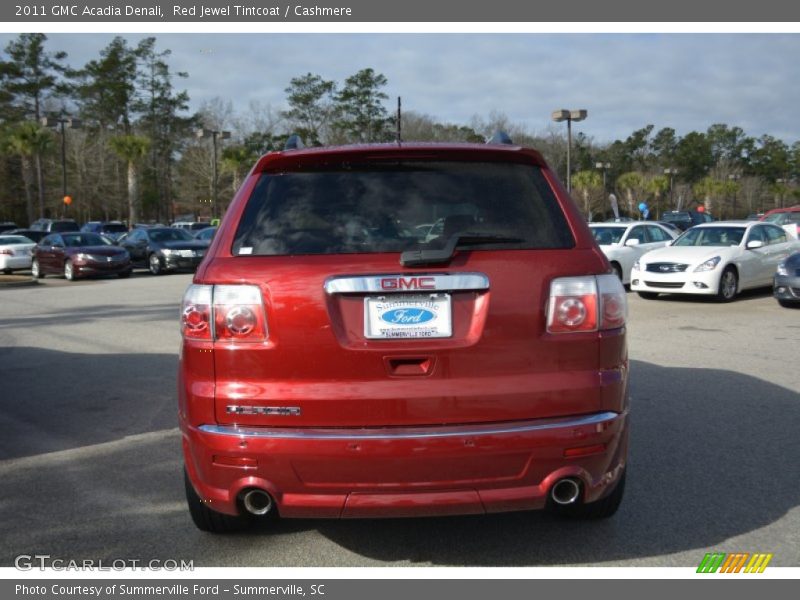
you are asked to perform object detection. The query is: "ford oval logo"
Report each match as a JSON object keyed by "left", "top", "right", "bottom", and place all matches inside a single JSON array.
[{"left": 380, "top": 308, "right": 435, "bottom": 325}]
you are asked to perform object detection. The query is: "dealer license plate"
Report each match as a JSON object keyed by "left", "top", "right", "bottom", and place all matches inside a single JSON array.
[{"left": 364, "top": 294, "right": 452, "bottom": 339}]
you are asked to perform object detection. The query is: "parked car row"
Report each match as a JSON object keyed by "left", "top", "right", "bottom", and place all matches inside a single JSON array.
[
  {"left": 591, "top": 216, "right": 800, "bottom": 307},
  {"left": 0, "top": 225, "right": 217, "bottom": 281}
]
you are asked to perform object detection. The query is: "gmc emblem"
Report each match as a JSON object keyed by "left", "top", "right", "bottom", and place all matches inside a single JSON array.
[{"left": 380, "top": 276, "right": 436, "bottom": 290}]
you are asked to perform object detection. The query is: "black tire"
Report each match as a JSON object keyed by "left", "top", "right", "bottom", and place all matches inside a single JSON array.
[
  {"left": 716, "top": 266, "right": 738, "bottom": 302},
  {"left": 118, "top": 270, "right": 131, "bottom": 279},
  {"left": 553, "top": 469, "right": 626, "bottom": 520},
  {"left": 148, "top": 253, "right": 162, "bottom": 276},
  {"left": 184, "top": 469, "right": 247, "bottom": 533},
  {"left": 31, "top": 259, "right": 44, "bottom": 279},
  {"left": 611, "top": 262, "right": 623, "bottom": 281},
  {"left": 637, "top": 292, "right": 659, "bottom": 300},
  {"left": 2, "top": 268, "right": 12, "bottom": 275},
  {"left": 64, "top": 259, "right": 75, "bottom": 281}
]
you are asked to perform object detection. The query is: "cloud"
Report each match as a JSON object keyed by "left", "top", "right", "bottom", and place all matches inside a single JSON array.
[{"left": 2, "top": 33, "right": 798, "bottom": 143}]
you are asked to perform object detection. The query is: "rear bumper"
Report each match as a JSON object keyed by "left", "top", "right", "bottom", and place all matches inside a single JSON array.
[{"left": 182, "top": 410, "right": 629, "bottom": 518}]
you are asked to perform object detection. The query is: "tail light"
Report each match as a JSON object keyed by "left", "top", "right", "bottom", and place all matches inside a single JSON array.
[
  {"left": 547, "top": 274, "right": 627, "bottom": 334},
  {"left": 0, "top": 249, "right": 13, "bottom": 256},
  {"left": 181, "top": 284, "right": 267, "bottom": 342},
  {"left": 213, "top": 285, "right": 267, "bottom": 342}
]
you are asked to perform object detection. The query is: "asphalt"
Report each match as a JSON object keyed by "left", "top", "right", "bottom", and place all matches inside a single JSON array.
[{"left": 0, "top": 272, "right": 798, "bottom": 567}]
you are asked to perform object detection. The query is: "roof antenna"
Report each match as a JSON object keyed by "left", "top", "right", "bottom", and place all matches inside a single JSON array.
[{"left": 396, "top": 96, "right": 402, "bottom": 144}]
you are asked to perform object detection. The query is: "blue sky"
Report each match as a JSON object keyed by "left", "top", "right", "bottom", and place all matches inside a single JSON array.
[{"left": 2, "top": 33, "right": 799, "bottom": 144}]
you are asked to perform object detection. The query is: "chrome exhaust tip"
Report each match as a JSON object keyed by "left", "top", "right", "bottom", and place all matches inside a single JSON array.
[
  {"left": 242, "top": 489, "right": 273, "bottom": 515},
  {"left": 550, "top": 478, "right": 581, "bottom": 506}
]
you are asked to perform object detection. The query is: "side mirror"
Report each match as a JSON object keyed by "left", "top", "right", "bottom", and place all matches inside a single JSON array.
[
  {"left": 625, "top": 238, "right": 640, "bottom": 247},
  {"left": 746, "top": 240, "right": 764, "bottom": 249}
]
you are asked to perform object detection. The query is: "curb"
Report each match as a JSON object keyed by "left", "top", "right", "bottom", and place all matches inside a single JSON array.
[{"left": 0, "top": 277, "right": 39, "bottom": 288}]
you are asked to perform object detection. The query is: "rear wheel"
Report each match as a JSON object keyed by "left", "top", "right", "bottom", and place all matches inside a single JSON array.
[
  {"left": 778, "top": 299, "right": 799, "bottom": 308},
  {"left": 2, "top": 268, "right": 11, "bottom": 275},
  {"left": 64, "top": 259, "right": 75, "bottom": 281},
  {"left": 637, "top": 291, "right": 659, "bottom": 300},
  {"left": 31, "top": 259, "right": 44, "bottom": 279},
  {"left": 716, "top": 267, "right": 738, "bottom": 302},
  {"left": 184, "top": 469, "right": 247, "bottom": 533}
]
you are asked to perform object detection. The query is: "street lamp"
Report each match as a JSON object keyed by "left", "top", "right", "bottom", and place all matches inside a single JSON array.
[
  {"left": 664, "top": 168, "right": 678, "bottom": 210},
  {"left": 728, "top": 174, "right": 741, "bottom": 218},
  {"left": 41, "top": 115, "right": 81, "bottom": 213},
  {"left": 552, "top": 109, "right": 587, "bottom": 193},
  {"left": 595, "top": 162, "right": 611, "bottom": 192},
  {"left": 196, "top": 128, "right": 231, "bottom": 219}
]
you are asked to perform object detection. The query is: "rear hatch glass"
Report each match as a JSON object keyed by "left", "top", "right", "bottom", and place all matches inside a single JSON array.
[{"left": 232, "top": 161, "right": 574, "bottom": 256}]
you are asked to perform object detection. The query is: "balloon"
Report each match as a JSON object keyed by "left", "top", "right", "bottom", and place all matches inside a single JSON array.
[
  {"left": 638, "top": 202, "right": 647, "bottom": 212},
  {"left": 63, "top": 195, "right": 72, "bottom": 206},
  {"left": 697, "top": 205, "right": 705, "bottom": 213}
]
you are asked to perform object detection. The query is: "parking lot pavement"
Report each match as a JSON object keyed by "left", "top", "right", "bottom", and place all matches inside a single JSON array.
[{"left": 0, "top": 277, "right": 798, "bottom": 567}]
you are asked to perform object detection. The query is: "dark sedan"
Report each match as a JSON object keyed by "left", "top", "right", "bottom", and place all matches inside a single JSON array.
[
  {"left": 118, "top": 227, "right": 207, "bottom": 275},
  {"left": 774, "top": 251, "right": 800, "bottom": 308},
  {"left": 32, "top": 232, "right": 132, "bottom": 280}
]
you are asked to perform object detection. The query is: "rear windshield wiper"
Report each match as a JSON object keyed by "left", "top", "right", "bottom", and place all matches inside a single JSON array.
[{"left": 400, "top": 232, "right": 526, "bottom": 266}]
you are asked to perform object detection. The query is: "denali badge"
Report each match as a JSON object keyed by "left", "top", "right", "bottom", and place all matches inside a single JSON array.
[{"left": 226, "top": 406, "right": 301, "bottom": 416}]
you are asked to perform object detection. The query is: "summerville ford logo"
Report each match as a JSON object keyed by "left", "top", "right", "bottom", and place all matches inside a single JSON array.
[{"left": 380, "top": 308, "right": 436, "bottom": 325}]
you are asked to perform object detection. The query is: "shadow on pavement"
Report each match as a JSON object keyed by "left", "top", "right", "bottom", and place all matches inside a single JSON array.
[{"left": 0, "top": 349, "right": 798, "bottom": 566}]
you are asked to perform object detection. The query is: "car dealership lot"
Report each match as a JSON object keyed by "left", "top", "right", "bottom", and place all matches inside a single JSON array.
[{"left": 0, "top": 274, "right": 798, "bottom": 567}]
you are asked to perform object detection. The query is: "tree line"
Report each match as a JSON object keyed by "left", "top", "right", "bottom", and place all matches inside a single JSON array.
[{"left": 1, "top": 33, "right": 798, "bottom": 227}]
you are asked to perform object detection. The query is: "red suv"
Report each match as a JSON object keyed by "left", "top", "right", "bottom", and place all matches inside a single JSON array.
[
  {"left": 179, "top": 136, "right": 630, "bottom": 532},
  {"left": 760, "top": 206, "right": 800, "bottom": 238}
]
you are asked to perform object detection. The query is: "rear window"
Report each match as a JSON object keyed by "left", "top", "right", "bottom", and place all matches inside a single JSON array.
[
  {"left": 662, "top": 213, "right": 691, "bottom": 223},
  {"left": 232, "top": 160, "right": 573, "bottom": 256},
  {"left": 51, "top": 221, "right": 80, "bottom": 232},
  {"left": 101, "top": 223, "right": 128, "bottom": 233}
]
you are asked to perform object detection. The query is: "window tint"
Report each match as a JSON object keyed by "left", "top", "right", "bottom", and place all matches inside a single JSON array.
[
  {"left": 765, "top": 225, "right": 787, "bottom": 244},
  {"left": 590, "top": 226, "right": 625, "bottom": 245},
  {"left": 627, "top": 226, "right": 649, "bottom": 244},
  {"left": 50, "top": 221, "right": 80, "bottom": 232},
  {"left": 233, "top": 161, "right": 574, "bottom": 256},
  {"left": 646, "top": 225, "right": 671, "bottom": 242},
  {"left": 674, "top": 227, "right": 744, "bottom": 247},
  {"left": 61, "top": 233, "right": 111, "bottom": 247},
  {"left": 149, "top": 228, "right": 194, "bottom": 242},
  {"left": 747, "top": 226, "right": 767, "bottom": 244},
  {"left": 0, "top": 236, "right": 32, "bottom": 245}
]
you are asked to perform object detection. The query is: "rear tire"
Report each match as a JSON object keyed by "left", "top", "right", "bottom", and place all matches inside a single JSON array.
[
  {"left": 553, "top": 469, "right": 626, "bottom": 520},
  {"left": 637, "top": 292, "right": 659, "bottom": 300},
  {"left": 184, "top": 469, "right": 247, "bottom": 533},
  {"left": 3, "top": 268, "right": 11, "bottom": 275}
]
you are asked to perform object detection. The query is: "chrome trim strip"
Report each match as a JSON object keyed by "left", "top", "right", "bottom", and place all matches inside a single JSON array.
[
  {"left": 324, "top": 273, "right": 489, "bottom": 295},
  {"left": 198, "top": 411, "right": 623, "bottom": 441}
]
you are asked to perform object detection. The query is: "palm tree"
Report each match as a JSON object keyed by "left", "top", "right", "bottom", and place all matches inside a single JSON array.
[
  {"left": 109, "top": 134, "right": 150, "bottom": 226},
  {"left": 616, "top": 172, "right": 646, "bottom": 217},
  {"left": 571, "top": 170, "right": 603, "bottom": 220},
  {"left": 4, "top": 122, "right": 53, "bottom": 222},
  {"left": 646, "top": 175, "right": 670, "bottom": 219},
  {"left": 221, "top": 145, "right": 256, "bottom": 195}
]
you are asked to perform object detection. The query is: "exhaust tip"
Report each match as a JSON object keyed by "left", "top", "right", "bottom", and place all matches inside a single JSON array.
[
  {"left": 550, "top": 478, "right": 581, "bottom": 506},
  {"left": 242, "top": 489, "right": 273, "bottom": 515}
]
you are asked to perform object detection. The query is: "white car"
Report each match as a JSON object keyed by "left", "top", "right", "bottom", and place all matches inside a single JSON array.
[
  {"left": 630, "top": 221, "right": 800, "bottom": 302},
  {"left": 0, "top": 234, "right": 36, "bottom": 274},
  {"left": 589, "top": 222, "right": 678, "bottom": 284}
]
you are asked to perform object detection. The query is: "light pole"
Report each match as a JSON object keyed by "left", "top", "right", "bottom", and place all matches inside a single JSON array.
[
  {"left": 41, "top": 115, "right": 81, "bottom": 213},
  {"left": 196, "top": 128, "right": 231, "bottom": 219},
  {"left": 552, "top": 109, "right": 587, "bottom": 193},
  {"left": 664, "top": 168, "right": 678, "bottom": 210},
  {"left": 595, "top": 162, "right": 610, "bottom": 193},
  {"left": 776, "top": 178, "right": 787, "bottom": 209},
  {"left": 728, "top": 174, "right": 741, "bottom": 218}
]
